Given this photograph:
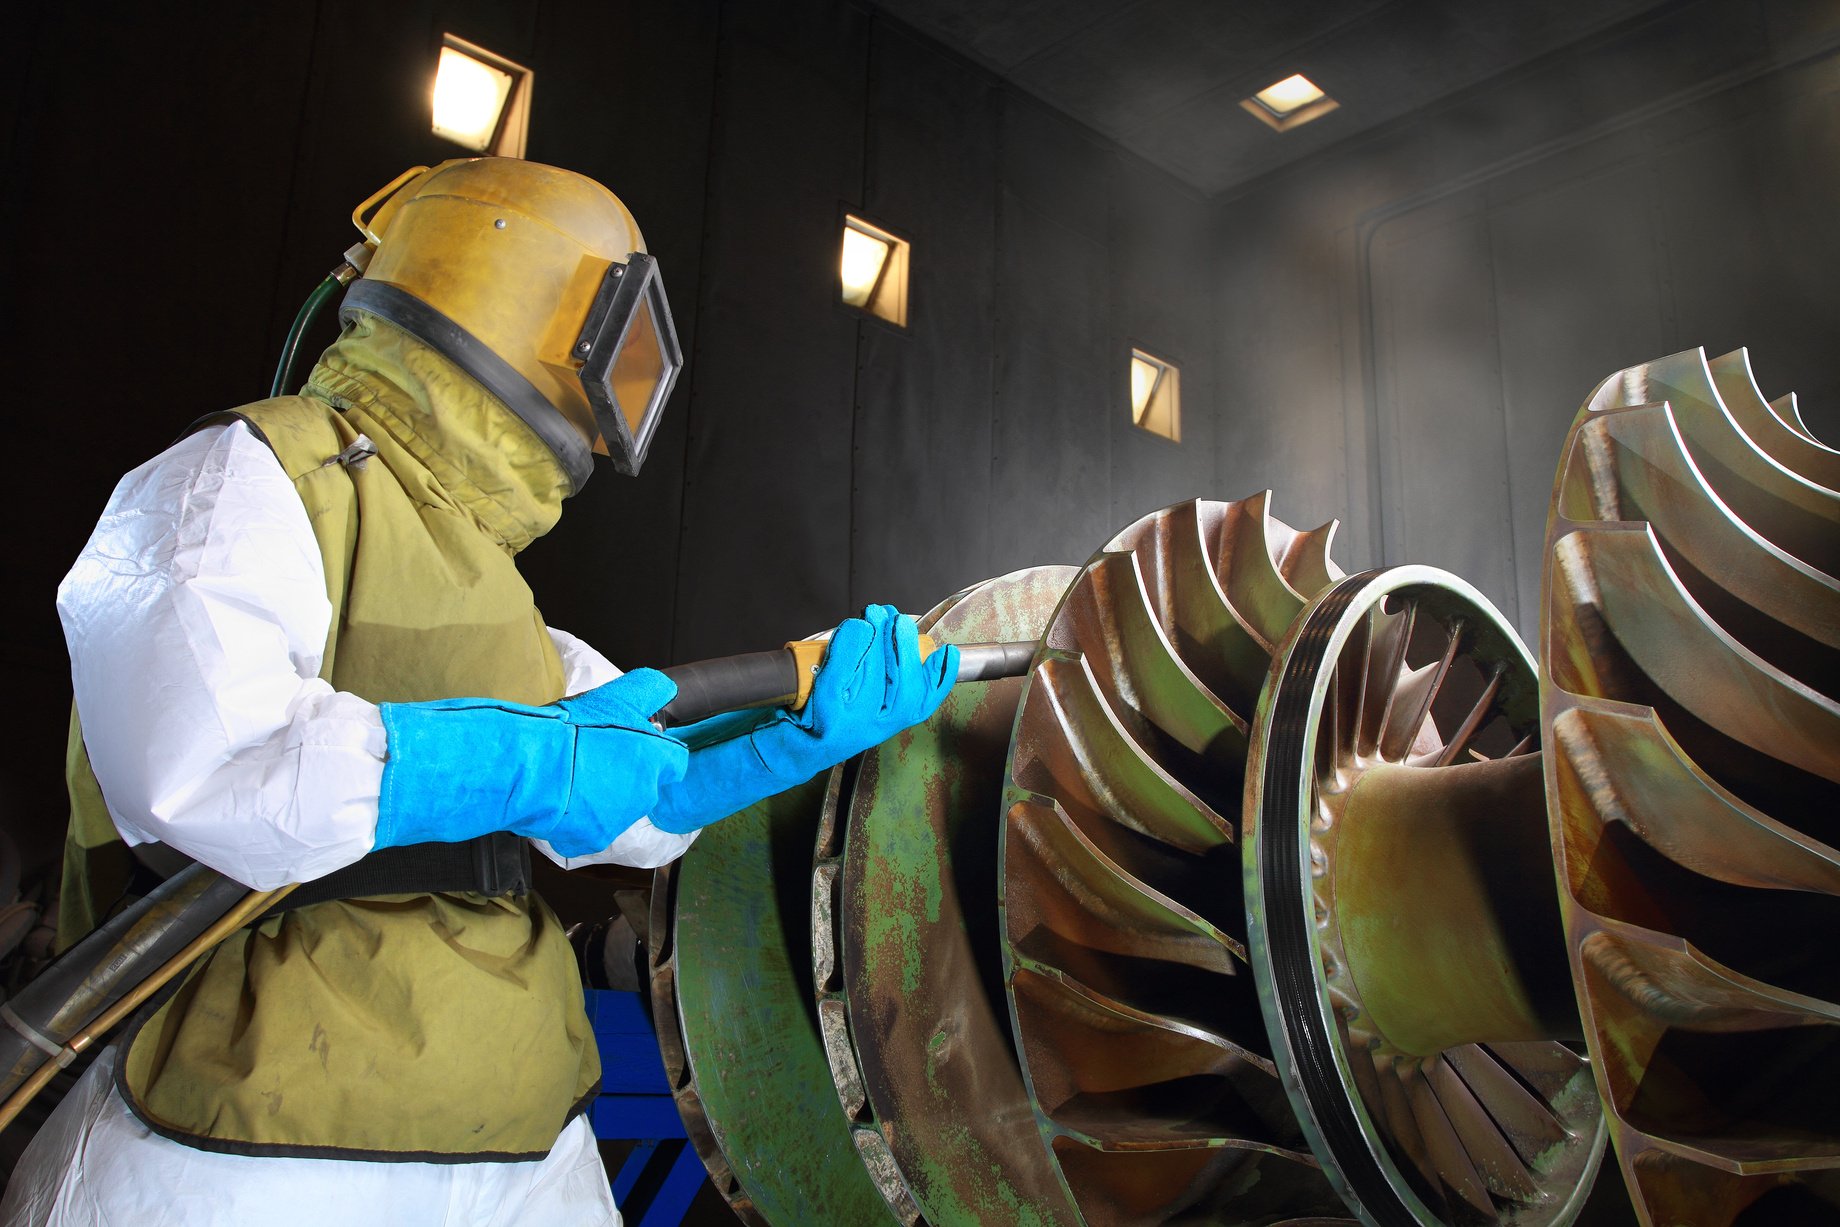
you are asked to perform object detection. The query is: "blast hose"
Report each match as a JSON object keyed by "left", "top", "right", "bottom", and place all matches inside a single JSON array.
[{"left": 0, "top": 867, "right": 292, "bottom": 1129}]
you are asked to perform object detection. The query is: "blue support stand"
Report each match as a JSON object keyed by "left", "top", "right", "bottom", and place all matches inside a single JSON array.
[{"left": 584, "top": 989, "right": 705, "bottom": 1226}]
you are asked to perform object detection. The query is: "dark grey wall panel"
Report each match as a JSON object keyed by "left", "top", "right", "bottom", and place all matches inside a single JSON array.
[
  {"left": 515, "top": 0, "right": 720, "bottom": 672},
  {"left": 1652, "top": 66, "right": 1840, "bottom": 436},
  {"left": 848, "top": 16, "right": 1224, "bottom": 616},
  {"left": 7, "top": 1, "right": 318, "bottom": 870},
  {"left": 1000, "top": 92, "right": 1112, "bottom": 246},
  {"left": 1108, "top": 160, "right": 1218, "bottom": 533},
  {"left": 1212, "top": 2, "right": 1840, "bottom": 643},
  {"left": 988, "top": 188, "right": 1112, "bottom": 574},
  {"left": 273, "top": 0, "right": 479, "bottom": 315},
  {"left": 1369, "top": 197, "right": 1520, "bottom": 625},
  {"left": 1212, "top": 194, "right": 1357, "bottom": 560},
  {"left": 672, "top": 0, "right": 870, "bottom": 659},
  {"left": 849, "top": 21, "right": 999, "bottom": 615},
  {"left": 1487, "top": 156, "right": 1669, "bottom": 627},
  {"left": 989, "top": 172, "right": 1112, "bottom": 574}
]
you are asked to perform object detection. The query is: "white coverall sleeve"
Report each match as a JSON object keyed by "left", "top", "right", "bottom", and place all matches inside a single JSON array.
[
  {"left": 533, "top": 627, "right": 701, "bottom": 870},
  {"left": 59, "top": 422, "right": 695, "bottom": 888},
  {"left": 58, "top": 422, "right": 385, "bottom": 890}
]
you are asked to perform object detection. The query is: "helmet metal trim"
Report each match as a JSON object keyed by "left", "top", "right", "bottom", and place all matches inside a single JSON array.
[
  {"left": 340, "top": 279, "right": 596, "bottom": 492},
  {"left": 573, "top": 252, "right": 683, "bottom": 478}
]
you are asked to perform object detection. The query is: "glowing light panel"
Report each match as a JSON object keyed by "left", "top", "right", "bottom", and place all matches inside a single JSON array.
[
  {"left": 1131, "top": 355, "right": 1164, "bottom": 423},
  {"left": 840, "top": 226, "right": 892, "bottom": 309},
  {"left": 433, "top": 46, "right": 514, "bottom": 151},
  {"left": 838, "top": 216, "right": 910, "bottom": 326},
  {"left": 1130, "top": 349, "right": 1180, "bottom": 441},
  {"left": 1254, "top": 73, "right": 1326, "bottom": 117}
]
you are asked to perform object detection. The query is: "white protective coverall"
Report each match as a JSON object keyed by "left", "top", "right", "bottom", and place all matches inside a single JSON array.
[{"left": 3, "top": 421, "right": 695, "bottom": 1225}]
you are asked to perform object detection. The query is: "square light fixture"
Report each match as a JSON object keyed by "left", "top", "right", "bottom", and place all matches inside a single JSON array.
[
  {"left": 1240, "top": 73, "right": 1338, "bottom": 133},
  {"left": 432, "top": 34, "right": 532, "bottom": 158},
  {"left": 1130, "top": 350, "right": 1180, "bottom": 442},
  {"left": 839, "top": 215, "right": 910, "bottom": 327}
]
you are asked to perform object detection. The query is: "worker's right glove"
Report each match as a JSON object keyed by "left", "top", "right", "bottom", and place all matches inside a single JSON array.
[
  {"left": 376, "top": 668, "right": 690, "bottom": 857},
  {"left": 648, "top": 604, "right": 957, "bottom": 833}
]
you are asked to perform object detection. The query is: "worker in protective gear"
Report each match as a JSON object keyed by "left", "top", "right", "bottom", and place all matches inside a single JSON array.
[{"left": 3, "top": 158, "right": 956, "bottom": 1226}]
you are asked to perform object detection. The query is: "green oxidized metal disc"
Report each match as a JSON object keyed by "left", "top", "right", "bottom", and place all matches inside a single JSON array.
[
  {"left": 817, "top": 566, "right": 1083, "bottom": 1226},
  {"left": 653, "top": 775, "right": 893, "bottom": 1226}
]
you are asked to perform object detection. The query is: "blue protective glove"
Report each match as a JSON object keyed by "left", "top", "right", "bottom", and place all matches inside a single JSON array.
[
  {"left": 649, "top": 604, "right": 958, "bottom": 833},
  {"left": 377, "top": 668, "right": 690, "bottom": 858}
]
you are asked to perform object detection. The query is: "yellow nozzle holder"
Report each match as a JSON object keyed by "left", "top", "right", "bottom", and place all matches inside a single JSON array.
[
  {"left": 340, "top": 158, "right": 683, "bottom": 491},
  {"left": 784, "top": 634, "right": 941, "bottom": 711}
]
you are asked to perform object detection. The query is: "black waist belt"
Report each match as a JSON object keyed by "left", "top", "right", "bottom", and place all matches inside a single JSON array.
[{"left": 269, "top": 832, "right": 532, "bottom": 913}]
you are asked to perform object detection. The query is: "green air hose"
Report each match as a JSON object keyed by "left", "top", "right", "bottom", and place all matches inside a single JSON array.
[{"left": 269, "top": 274, "right": 346, "bottom": 398}]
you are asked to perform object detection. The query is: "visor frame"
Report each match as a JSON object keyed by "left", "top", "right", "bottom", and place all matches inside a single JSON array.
[{"left": 574, "top": 251, "right": 683, "bottom": 477}]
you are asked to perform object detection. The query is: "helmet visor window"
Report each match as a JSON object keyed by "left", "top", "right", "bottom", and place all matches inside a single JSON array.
[{"left": 611, "top": 295, "right": 667, "bottom": 438}]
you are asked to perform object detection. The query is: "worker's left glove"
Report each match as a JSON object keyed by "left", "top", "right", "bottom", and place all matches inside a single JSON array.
[
  {"left": 376, "top": 668, "right": 690, "bottom": 857},
  {"left": 649, "top": 604, "right": 957, "bottom": 833}
]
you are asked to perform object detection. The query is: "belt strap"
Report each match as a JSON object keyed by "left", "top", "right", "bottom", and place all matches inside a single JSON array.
[{"left": 272, "top": 833, "right": 532, "bottom": 913}]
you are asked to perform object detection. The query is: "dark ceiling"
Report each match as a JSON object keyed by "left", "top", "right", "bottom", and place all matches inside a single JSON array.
[{"left": 868, "top": 0, "right": 1674, "bottom": 195}]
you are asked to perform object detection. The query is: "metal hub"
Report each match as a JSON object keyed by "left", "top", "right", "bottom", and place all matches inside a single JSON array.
[{"left": 1246, "top": 567, "right": 1604, "bottom": 1227}]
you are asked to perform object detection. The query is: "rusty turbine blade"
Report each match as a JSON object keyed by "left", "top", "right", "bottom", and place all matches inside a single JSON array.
[
  {"left": 1543, "top": 347, "right": 1840, "bottom": 1224},
  {"left": 1000, "top": 495, "right": 1362, "bottom": 1226}
]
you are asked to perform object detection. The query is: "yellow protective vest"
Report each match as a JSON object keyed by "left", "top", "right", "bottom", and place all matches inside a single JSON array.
[{"left": 67, "top": 314, "right": 601, "bottom": 1161}]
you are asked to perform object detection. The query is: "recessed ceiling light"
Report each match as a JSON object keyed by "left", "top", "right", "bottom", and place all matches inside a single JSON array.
[
  {"left": 1254, "top": 74, "right": 1325, "bottom": 117},
  {"left": 1241, "top": 73, "right": 1339, "bottom": 133}
]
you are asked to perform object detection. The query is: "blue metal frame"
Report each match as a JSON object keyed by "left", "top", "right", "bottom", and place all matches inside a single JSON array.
[{"left": 584, "top": 989, "right": 704, "bottom": 1226}]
